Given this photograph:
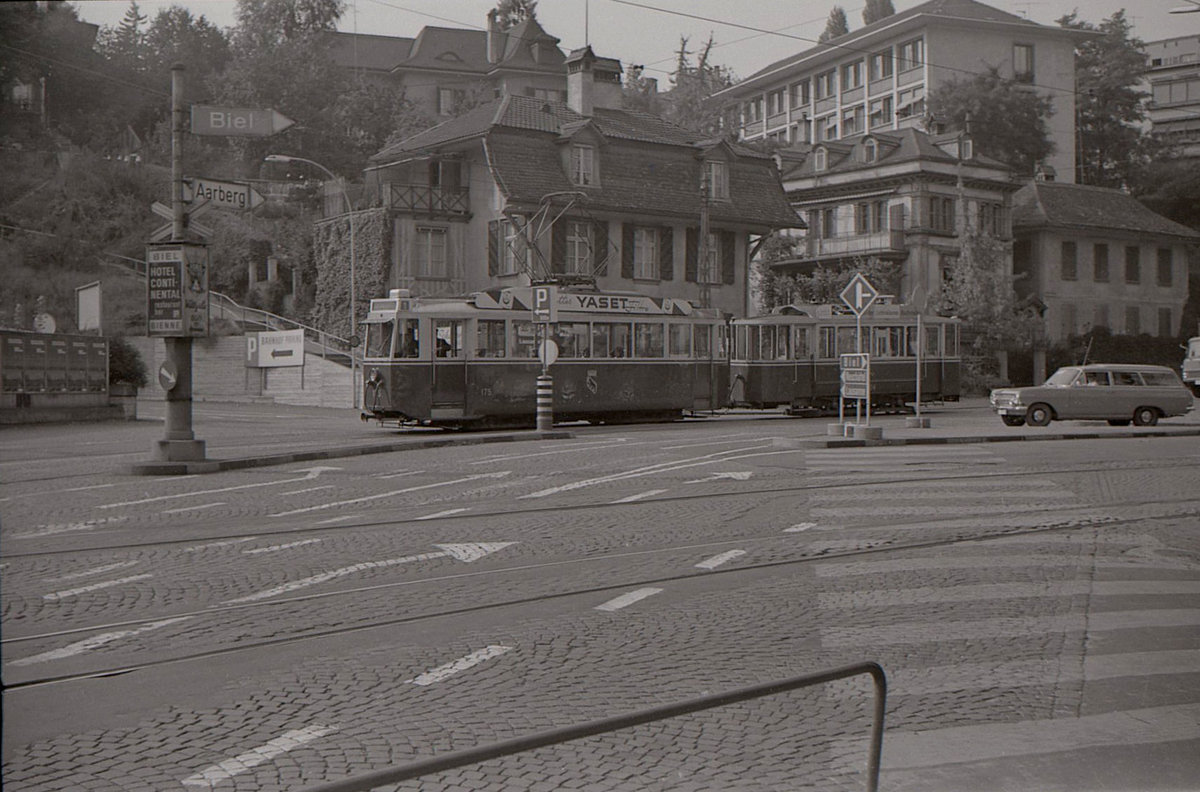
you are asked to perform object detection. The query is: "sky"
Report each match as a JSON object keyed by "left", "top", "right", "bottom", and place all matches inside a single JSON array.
[{"left": 72, "top": 0, "right": 1200, "bottom": 83}]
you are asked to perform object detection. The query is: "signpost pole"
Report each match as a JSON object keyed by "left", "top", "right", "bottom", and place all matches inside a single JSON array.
[{"left": 156, "top": 63, "right": 205, "bottom": 464}]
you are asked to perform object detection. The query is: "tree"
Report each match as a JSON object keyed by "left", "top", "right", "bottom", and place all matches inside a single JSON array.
[
  {"left": 862, "top": 0, "right": 896, "bottom": 26},
  {"left": 234, "top": 0, "right": 343, "bottom": 50},
  {"left": 493, "top": 0, "right": 537, "bottom": 28},
  {"left": 818, "top": 6, "right": 849, "bottom": 43},
  {"left": 622, "top": 63, "right": 662, "bottom": 116},
  {"left": 658, "top": 35, "right": 735, "bottom": 135},
  {"left": 927, "top": 66, "right": 1054, "bottom": 177},
  {"left": 1057, "top": 10, "right": 1152, "bottom": 188},
  {"left": 758, "top": 256, "right": 901, "bottom": 312}
]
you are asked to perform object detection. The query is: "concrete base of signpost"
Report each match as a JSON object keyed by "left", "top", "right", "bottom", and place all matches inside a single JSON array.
[
  {"left": 827, "top": 423, "right": 846, "bottom": 436},
  {"left": 850, "top": 424, "right": 883, "bottom": 440},
  {"left": 905, "top": 416, "right": 932, "bottom": 428},
  {"left": 155, "top": 439, "right": 207, "bottom": 461}
]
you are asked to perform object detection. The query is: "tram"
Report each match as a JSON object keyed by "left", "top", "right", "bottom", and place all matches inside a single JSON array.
[
  {"left": 360, "top": 287, "right": 960, "bottom": 428},
  {"left": 729, "top": 303, "right": 961, "bottom": 413},
  {"left": 360, "top": 287, "right": 729, "bottom": 428}
]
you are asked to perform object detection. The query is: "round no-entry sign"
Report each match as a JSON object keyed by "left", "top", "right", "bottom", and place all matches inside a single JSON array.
[{"left": 538, "top": 339, "right": 559, "bottom": 368}]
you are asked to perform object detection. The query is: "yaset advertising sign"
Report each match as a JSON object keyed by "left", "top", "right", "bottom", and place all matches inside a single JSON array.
[{"left": 146, "top": 243, "right": 210, "bottom": 337}]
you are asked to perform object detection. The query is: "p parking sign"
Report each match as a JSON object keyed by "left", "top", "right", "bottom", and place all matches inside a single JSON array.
[{"left": 532, "top": 285, "right": 558, "bottom": 323}]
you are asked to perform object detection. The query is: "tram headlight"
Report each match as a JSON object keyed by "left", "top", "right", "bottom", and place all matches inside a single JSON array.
[{"left": 368, "top": 367, "right": 383, "bottom": 384}]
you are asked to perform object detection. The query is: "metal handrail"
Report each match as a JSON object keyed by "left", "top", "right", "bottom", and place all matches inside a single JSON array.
[
  {"left": 209, "top": 292, "right": 356, "bottom": 361},
  {"left": 295, "top": 661, "right": 887, "bottom": 792}
]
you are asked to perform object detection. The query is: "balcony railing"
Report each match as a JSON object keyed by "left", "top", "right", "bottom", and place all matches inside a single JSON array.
[
  {"left": 806, "top": 229, "right": 906, "bottom": 259},
  {"left": 384, "top": 183, "right": 470, "bottom": 217}
]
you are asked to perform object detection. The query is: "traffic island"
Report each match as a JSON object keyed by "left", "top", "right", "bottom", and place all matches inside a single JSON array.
[{"left": 905, "top": 416, "right": 932, "bottom": 428}]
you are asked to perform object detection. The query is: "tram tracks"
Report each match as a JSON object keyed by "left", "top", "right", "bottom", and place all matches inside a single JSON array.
[
  {"left": 3, "top": 457, "right": 1197, "bottom": 559},
  {"left": 4, "top": 493, "right": 1197, "bottom": 692}
]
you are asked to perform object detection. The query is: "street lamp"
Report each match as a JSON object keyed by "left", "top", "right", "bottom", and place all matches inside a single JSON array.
[{"left": 264, "top": 154, "right": 358, "bottom": 408}]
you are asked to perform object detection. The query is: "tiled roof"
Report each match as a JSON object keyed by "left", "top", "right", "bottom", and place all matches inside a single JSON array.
[
  {"left": 324, "top": 32, "right": 413, "bottom": 71},
  {"left": 1012, "top": 181, "right": 1200, "bottom": 239},
  {"left": 779, "top": 128, "right": 1010, "bottom": 179}
]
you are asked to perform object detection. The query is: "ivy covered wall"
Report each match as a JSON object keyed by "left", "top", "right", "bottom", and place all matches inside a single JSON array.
[{"left": 311, "top": 208, "right": 390, "bottom": 340}]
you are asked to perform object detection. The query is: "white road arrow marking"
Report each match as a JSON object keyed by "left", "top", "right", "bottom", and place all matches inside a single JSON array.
[
  {"left": 596, "top": 588, "right": 663, "bottom": 612},
  {"left": 695, "top": 550, "right": 746, "bottom": 570},
  {"left": 181, "top": 725, "right": 338, "bottom": 787},
  {"left": 269, "top": 471, "right": 510, "bottom": 517},
  {"left": 225, "top": 542, "right": 515, "bottom": 603},
  {"left": 14, "top": 517, "right": 128, "bottom": 539},
  {"left": 406, "top": 645, "right": 513, "bottom": 686},
  {"left": 46, "top": 560, "right": 139, "bottom": 582},
  {"left": 243, "top": 539, "right": 324, "bottom": 555},
  {"left": 685, "top": 471, "right": 752, "bottom": 483},
  {"left": 44, "top": 574, "right": 153, "bottom": 602},
  {"left": 10, "top": 617, "right": 191, "bottom": 666},
  {"left": 785, "top": 522, "right": 819, "bottom": 532},
  {"left": 98, "top": 466, "right": 343, "bottom": 509},
  {"left": 612, "top": 489, "right": 668, "bottom": 503},
  {"left": 415, "top": 508, "right": 470, "bottom": 520}
]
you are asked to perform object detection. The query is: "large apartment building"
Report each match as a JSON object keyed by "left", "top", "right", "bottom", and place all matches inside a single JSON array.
[
  {"left": 711, "top": 0, "right": 1090, "bottom": 182},
  {"left": 1144, "top": 35, "right": 1200, "bottom": 161}
]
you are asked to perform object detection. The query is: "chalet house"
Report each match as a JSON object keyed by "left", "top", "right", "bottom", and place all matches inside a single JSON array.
[
  {"left": 711, "top": 0, "right": 1092, "bottom": 183},
  {"left": 1011, "top": 181, "right": 1199, "bottom": 342},
  {"left": 325, "top": 12, "right": 569, "bottom": 118},
  {"left": 771, "top": 128, "right": 1020, "bottom": 311},
  {"left": 358, "top": 47, "right": 802, "bottom": 318}
]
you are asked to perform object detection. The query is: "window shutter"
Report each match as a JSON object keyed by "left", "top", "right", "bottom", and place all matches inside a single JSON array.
[
  {"left": 659, "top": 226, "right": 674, "bottom": 281},
  {"left": 594, "top": 221, "right": 609, "bottom": 276},
  {"left": 721, "top": 230, "right": 736, "bottom": 285},
  {"left": 621, "top": 223, "right": 635, "bottom": 279},
  {"left": 487, "top": 220, "right": 499, "bottom": 276},
  {"left": 551, "top": 221, "right": 565, "bottom": 274},
  {"left": 685, "top": 227, "right": 698, "bottom": 283}
]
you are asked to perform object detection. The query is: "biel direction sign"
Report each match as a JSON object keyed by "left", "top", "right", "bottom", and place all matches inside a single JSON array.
[{"left": 190, "top": 105, "right": 295, "bottom": 137}]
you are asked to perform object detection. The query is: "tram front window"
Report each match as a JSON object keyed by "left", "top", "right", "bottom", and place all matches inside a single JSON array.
[{"left": 366, "top": 320, "right": 394, "bottom": 359}]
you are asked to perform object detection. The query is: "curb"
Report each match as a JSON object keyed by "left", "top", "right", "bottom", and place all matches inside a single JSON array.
[
  {"left": 128, "top": 430, "right": 576, "bottom": 475},
  {"left": 816, "top": 426, "right": 1200, "bottom": 448}
]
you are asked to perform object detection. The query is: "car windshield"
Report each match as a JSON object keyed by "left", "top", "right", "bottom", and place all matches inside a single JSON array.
[
  {"left": 1045, "top": 367, "right": 1080, "bottom": 386},
  {"left": 1188, "top": 338, "right": 1200, "bottom": 357}
]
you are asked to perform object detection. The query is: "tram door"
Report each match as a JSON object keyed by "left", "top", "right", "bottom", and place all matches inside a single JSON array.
[{"left": 431, "top": 319, "right": 466, "bottom": 418}]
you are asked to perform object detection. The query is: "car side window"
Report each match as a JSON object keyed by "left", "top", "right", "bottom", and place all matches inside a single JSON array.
[
  {"left": 1113, "top": 371, "right": 1142, "bottom": 386},
  {"left": 1142, "top": 371, "right": 1176, "bottom": 386},
  {"left": 1083, "top": 371, "right": 1109, "bottom": 386}
]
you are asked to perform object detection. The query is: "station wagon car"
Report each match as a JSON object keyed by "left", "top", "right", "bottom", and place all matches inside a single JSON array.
[{"left": 989, "top": 364, "right": 1195, "bottom": 427}]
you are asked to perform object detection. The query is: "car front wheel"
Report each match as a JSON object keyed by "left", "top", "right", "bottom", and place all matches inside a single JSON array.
[
  {"left": 1001, "top": 414, "right": 1026, "bottom": 427},
  {"left": 1026, "top": 403, "right": 1053, "bottom": 427},
  {"left": 1132, "top": 406, "right": 1159, "bottom": 426}
]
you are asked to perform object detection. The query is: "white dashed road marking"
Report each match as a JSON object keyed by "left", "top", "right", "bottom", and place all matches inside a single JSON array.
[
  {"left": 269, "top": 472, "right": 511, "bottom": 517},
  {"left": 612, "top": 489, "right": 668, "bottom": 503},
  {"left": 415, "top": 508, "right": 470, "bottom": 520},
  {"left": 46, "top": 560, "right": 139, "bottom": 582},
  {"left": 43, "top": 574, "right": 153, "bottom": 602},
  {"left": 695, "top": 550, "right": 746, "bottom": 570},
  {"left": 406, "top": 645, "right": 513, "bottom": 686},
  {"left": 596, "top": 588, "right": 663, "bottom": 612},
  {"left": 9, "top": 617, "right": 191, "bottom": 667},
  {"left": 243, "top": 539, "right": 324, "bottom": 555},
  {"left": 180, "top": 725, "right": 339, "bottom": 787}
]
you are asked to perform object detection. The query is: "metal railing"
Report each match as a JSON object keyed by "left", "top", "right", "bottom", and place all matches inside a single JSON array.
[
  {"left": 296, "top": 661, "right": 887, "bottom": 792},
  {"left": 209, "top": 292, "right": 355, "bottom": 363}
]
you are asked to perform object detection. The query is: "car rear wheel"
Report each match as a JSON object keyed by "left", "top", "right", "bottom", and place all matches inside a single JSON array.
[
  {"left": 1132, "top": 406, "right": 1159, "bottom": 426},
  {"left": 1001, "top": 414, "right": 1026, "bottom": 427},
  {"left": 1107, "top": 419, "right": 1130, "bottom": 426},
  {"left": 1026, "top": 403, "right": 1053, "bottom": 427}
]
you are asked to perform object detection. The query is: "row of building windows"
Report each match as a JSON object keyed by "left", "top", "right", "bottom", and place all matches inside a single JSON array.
[
  {"left": 739, "top": 40, "right": 1034, "bottom": 142},
  {"left": 1060, "top": 305, "right": 1177, "bottom": 338},
  {"left": 565, "top": 144, "right": 729, "bottom": 199},
  {"left": 806, "top": 198, "right": 1007, "bottom": 238},
  {"left": 1059, "top": 242, "right": 1176, "bottom": 286}
]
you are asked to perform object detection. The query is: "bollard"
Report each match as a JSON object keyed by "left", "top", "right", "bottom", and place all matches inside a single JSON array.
[{"left": 536, "top": 374, "right": 553, "bottom": 432}]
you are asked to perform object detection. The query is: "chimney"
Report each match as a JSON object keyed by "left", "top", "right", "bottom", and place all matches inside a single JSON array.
[
  {"left": 487, "top": 9, "right": 501, "bottom": 63},
  {"left": 566, "top": 47, "right": 623, "bottom": 116},
  {"left": 566, "top": 47, "right": 595, "bottom": 115}
]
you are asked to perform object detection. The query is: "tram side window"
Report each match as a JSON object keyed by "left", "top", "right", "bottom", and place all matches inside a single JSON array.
[
  {"left": 366, "top": 320, "right": 395, "bottom": 358},
  {"left": 792, "top": 326, "right": 810, "bottom": 359},
  {"left": 716, "top": 324, "right": 730, "bottom": 359},
  {"left": 759, "top": 325, "right": 776, "bottom": 360},
  {"left": 477, "top": 320, "right": 506, "bottom": 358},
  {"left": 398, "top": 318, "right": 420, "bottom": 357},
  {"left": 434, "top": 320, "right": 462, "bottom": 357},
  {"left": 776, "top": 326, "right": 789, "bottom": 360},
  {"left": 947, "top": 324, "right": 959, "bottom": 356},
  {"left": 837, "top": 326, "right": 859, "bottom": 355},
  {"left": 669, "top": 323, "right": 691, "bottom": 357},
  {"left": 635, "top": 322, "right": 664, "bottom": 357},
  {"left": 925, "top": 324, "right": 942, "bottom": 357},
  {"left": 557, "top": 322, "right": 590, "bottom": 357},
  {"left": 593, "top": 322, "right": 632, "bottom": 358},
  {"left": 511, "top": 321, "right": 538, "bottom": 358},
  {"left": 873, "top": 326, "right": 905, "bottom": 358},
  {"left": 693, "top": 324, "right": 712, "bottom": 359},
  {"left": 734, "top": 325, "right": 749, "bottom": 360},
  {"left": 819, "top": 327, "right": 837, "bottom": 358}
]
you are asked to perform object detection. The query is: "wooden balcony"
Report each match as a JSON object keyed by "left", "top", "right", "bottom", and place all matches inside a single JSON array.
[
  {"left": 385, "top": 184, "right": 470, "bottom": 218},
  {"left": 805, "top": 229, "right": 907, "bottom": 260}
]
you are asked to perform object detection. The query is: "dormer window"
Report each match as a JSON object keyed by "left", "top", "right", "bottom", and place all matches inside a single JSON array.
[
  {"left": 813, "top": 148, "right": 828, "bottom": 172},
  {"left": 863, "top": 138, "right": 877, "bottom": 163},
  {"left": 571, "top": 144, "right": 596, "bottom": 186},
  {"left": 704, "top": 160, "right": 729, "bottom": 200}
]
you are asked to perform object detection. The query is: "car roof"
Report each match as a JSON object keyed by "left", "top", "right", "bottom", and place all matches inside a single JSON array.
[{"left": 1078, "top": 363, "right": 1174, "bottom": 373}]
